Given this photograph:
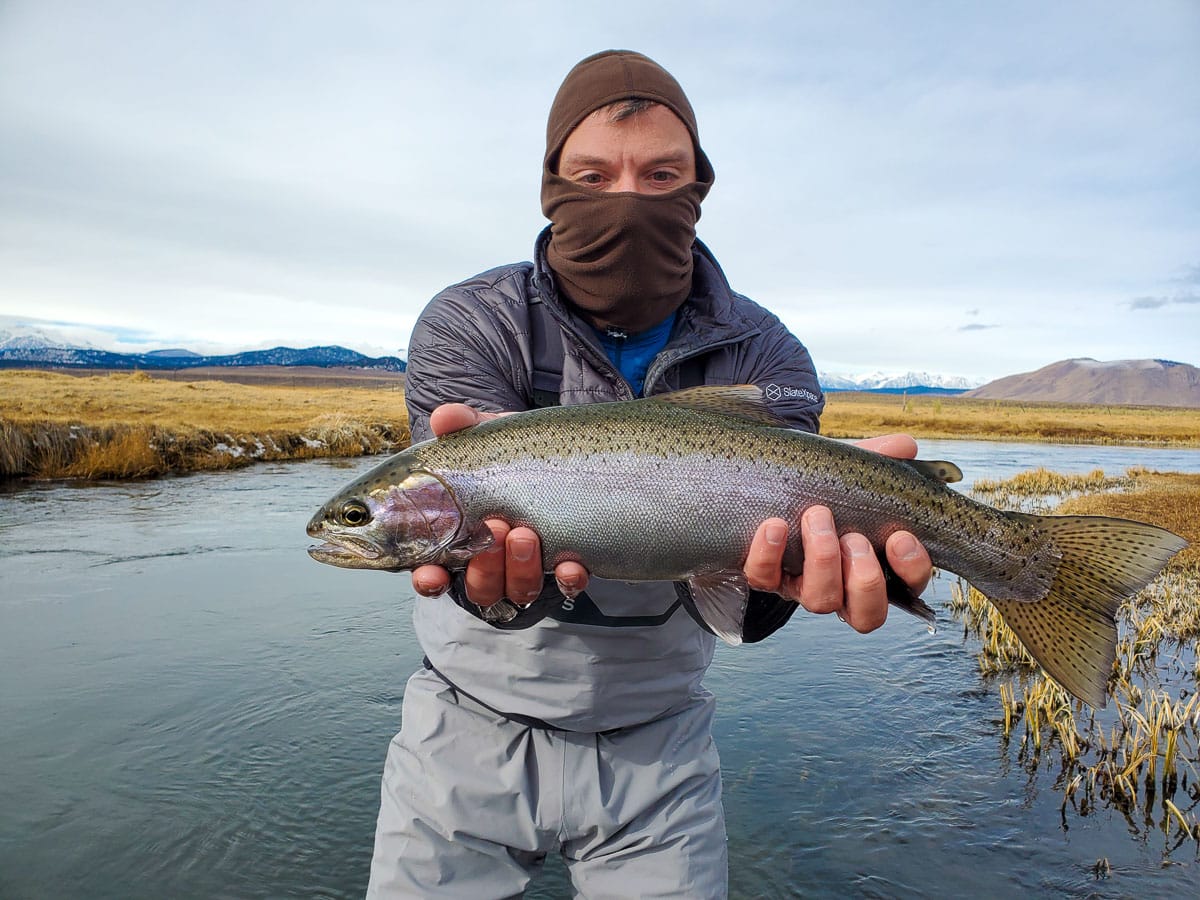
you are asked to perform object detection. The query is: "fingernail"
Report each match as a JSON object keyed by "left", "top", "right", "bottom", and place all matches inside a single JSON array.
[
  {"left": 892, "top": 532, "right": 921, "bottom": 561},
  {"left": 556, "top": 576, "right": 581, "bottom": 598},
  {"left": 510, "top": 538, "right": 536, "bottom": 563},
  {"left": 415, "top": 578, "right": 442, "bottom": 597},
  {"left": 841, "top": 534, "right": 871, "bottom": 559},
  {"left": 804, "top": 508, "right": 834, "bottom": 535},
  {"left": 765, "top": 522, "right": 787, "bottom": 546}
]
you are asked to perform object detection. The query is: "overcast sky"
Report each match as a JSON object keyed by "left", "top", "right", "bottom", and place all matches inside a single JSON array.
[{"left": 1, "top": 1, "right": 1197, "bottom": 381}]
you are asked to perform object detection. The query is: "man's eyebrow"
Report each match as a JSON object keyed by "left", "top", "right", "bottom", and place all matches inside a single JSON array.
[
  {"left": 558, "top": 154, "right": 611, "bottom": 169},
  {"left": 559, "top": 151, "right": 692, "bottom": 168}
]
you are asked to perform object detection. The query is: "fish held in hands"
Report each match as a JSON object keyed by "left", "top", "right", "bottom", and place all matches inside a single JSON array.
[{"left": 307, "top": 385, "right": 1187, "bottom": 708}]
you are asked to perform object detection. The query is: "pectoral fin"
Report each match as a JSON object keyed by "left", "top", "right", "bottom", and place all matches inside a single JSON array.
[{"left": 442, "top": 520, "right": 496, "bottom": 562}]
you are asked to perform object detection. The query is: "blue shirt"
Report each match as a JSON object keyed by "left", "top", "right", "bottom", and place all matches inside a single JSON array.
[{"left": 593, "top": 313, "right": 676, "bottom": 396}]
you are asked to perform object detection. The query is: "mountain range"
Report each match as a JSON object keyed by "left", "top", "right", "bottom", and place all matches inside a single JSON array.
[
  {"left": 1, "top": 326, "right": 979, "bottom": 391},
  {"left": 0, "top": 331, "right": 406, "bottom": 373},
  {"left": 4, "top": 328, "right": 1196, "bottom": 406}
]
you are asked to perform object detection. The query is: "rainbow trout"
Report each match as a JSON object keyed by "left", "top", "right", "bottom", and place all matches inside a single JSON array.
[{"left": 307, "top": 386, "right": 1187, "bottom": 707}]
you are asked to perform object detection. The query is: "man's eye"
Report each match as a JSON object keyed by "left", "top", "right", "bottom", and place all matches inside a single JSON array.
[
  {"left": 578, "top": 173, "right": 604, "bottom": 185},
  {"left": 650, "top": 171, "right": 677, "bottom": 183}
]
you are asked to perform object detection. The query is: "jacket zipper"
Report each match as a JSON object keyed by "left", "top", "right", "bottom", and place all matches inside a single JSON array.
[{"left": 604, "top": 326, "right": 628, "bottom": 376}]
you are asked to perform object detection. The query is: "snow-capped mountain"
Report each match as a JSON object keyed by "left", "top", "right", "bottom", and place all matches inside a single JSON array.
[
  {"left": 818, "top": 370, "right": 984, "bottom": 392},
  {"left": 0, "top": 322, "right": 405, "bottom": 371},
  {"left": 0, "top": 342, "right": 407, "bottom": 372},
  {"left": 0, "top": 326, "right": 93, "bottom": 352}
]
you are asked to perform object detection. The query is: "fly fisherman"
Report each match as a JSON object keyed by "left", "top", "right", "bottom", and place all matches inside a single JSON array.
[{"left": 367, "top": 50, "right": 933, "bottom": 898}]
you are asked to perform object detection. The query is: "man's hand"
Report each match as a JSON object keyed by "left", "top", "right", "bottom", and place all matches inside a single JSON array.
[
  {"left": 741, "top": 434, "right": 933, "bottom": 634},
  {"left": 409, "top": 404, "right": 589, "bottom": 606}
]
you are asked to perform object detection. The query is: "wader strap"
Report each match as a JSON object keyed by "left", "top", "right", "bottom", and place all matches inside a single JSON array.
[{"left": 527, "top": 294, "right": 565, "bottom": 409}]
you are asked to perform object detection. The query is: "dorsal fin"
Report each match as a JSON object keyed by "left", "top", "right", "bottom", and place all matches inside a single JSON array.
[
  {"left": 649, "top": 385, "right": 789, "bottom": 426},
  {"left": 902, "top": 459, "right": 964, "bottom": 484}
]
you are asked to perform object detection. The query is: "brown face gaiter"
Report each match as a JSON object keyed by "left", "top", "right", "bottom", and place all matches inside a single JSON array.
[{"left": 541, "top": 50, "right": 715, "bottom": 333}]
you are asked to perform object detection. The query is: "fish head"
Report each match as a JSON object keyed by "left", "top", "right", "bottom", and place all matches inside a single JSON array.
[{"left": 306, "top": 467, "right": 491, "bottom": 571}]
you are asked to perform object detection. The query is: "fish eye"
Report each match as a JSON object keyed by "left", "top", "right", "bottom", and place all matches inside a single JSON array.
[{"left": 339, "top": 500, "right": 371, "bottom": 527}]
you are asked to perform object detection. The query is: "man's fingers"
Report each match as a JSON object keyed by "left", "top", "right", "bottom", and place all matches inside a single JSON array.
[
  {"left": 505, "top": 527, "right": 545, "bottom": 605},
  {"left": 429, "top": 404, "right": 504, "bottom": 438},
  {"left": 463, "top": 519, "right": 511, "bottom": 606},
  {"left": 743, "top": 518, "right": 788, "bottom": 592},
  {"left": 853, "top": 433, "right": 918, "bottom": 460},
  {"left": 886, "top": 530, "right": 932, "bottom": 596},
  {"left": 839, "top": 533, "right": 888, "bottom": 633},
  {"left": 412, "top": 564, "right": 450, "bottom": 598},
  {"left": 794, "top": 506, "right": 843, "bottom": 614},
  {"left": 554, "top": 560, "right": 589, "bottom": 599}
]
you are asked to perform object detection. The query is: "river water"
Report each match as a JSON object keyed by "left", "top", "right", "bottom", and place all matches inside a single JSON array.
[{"left": 1, "top": 441, "right": 1198, "bottom": 899}]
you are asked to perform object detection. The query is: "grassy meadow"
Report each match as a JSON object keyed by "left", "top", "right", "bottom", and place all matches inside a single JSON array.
[
  {"left": 821, "top": 391, "right": 1200, "bottom": 445},
  {"left": 0, "top": 369, "right": 410, "bottom": 479}
]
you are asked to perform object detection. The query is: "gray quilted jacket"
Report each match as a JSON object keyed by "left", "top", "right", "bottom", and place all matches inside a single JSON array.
[{"left": 402, "top": 228, "right": 825, "bottom": 731}]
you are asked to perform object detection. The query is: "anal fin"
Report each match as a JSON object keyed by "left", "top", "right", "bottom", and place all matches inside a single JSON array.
[
  {"left": 685, "top": 570, "right": 751, "bottom": 645},
  {"left": 882, "top": 554, "right": 937, "bottom": 632}
]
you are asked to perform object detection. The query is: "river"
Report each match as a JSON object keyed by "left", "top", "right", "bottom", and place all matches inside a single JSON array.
[{"left": 1, "top": 440, "right": 1198, "bottom": 899}]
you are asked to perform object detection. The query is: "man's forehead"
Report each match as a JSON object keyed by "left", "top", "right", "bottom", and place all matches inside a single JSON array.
[
  {"left": 584, "top": 100, "right": 686, "bottom": 127},
  {"left": 565, "top": 103, "right": 693, "bottom": 144}
]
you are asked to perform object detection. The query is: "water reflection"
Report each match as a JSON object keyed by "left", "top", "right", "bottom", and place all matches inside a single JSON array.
[{"left": 1, "top": 442, "right": 1198, "bottom": 899}]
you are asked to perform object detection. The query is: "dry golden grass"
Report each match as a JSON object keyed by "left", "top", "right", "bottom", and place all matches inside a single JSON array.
[
  {"left": 1, "top": 370, "right": 410, "bottom": 479},
  {"left": 1, "top": 369, "right": 407, "bottom": 431},
  {"left": 822, "top": 391, "right": 1200, "bottom": 445}
]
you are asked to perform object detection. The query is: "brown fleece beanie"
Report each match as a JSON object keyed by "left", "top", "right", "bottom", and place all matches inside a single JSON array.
[
  {"left": 543, "top": 50, "right": 714, "bottom": 181},
  {"left": 540, "top": 50, "right": 715, "bottom": 332}
]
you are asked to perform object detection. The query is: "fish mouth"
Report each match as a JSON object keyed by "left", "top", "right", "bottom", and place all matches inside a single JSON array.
[{"left": 307, "top": 536, "right": 383, "bottom": 563}]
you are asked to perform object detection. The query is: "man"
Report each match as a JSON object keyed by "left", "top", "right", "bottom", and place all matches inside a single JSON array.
[{"left": 367, "top": 50, "right": 932, "bottom": 898}]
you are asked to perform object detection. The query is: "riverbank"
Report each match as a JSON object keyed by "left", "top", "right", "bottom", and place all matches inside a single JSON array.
[{"left": 3, "top": 370, "right": 1200, "bottom": 480}]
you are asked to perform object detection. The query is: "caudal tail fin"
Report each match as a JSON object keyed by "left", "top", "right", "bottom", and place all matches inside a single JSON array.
[{"left": 991, "top": 514, "right": 1187, "bottom": 708}]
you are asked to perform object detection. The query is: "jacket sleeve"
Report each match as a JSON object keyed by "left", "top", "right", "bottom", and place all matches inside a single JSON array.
[
  {"left": 732, "top": 301, "right": 824, "bottom": 641},
  {"left": 403, "top": 287, "right": 533, "bottom": 443},
  {"left": 403, "top": 283, "right": 557, "bottom": 629},
  {"left": 738, "top": 302, "right": 825, "bottom": 435}
]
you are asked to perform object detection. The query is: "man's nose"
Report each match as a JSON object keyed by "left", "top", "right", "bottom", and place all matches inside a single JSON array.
[{"left": 609, "top": 169, "right": 641, "bottom": 193}]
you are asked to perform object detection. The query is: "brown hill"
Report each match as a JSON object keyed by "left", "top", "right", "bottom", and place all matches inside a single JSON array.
[{"left": 966, "top": 358, "right": 1200, "bottom": 407}]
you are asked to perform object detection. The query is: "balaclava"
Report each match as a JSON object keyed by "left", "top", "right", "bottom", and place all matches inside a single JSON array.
[{"left": 541, "top": 50, "right": 715, "bottom": 333}]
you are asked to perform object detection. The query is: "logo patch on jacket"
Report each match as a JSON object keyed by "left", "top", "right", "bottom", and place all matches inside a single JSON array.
[{"left": 764, "top": 383, "right": 819, "bottom": 404}]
